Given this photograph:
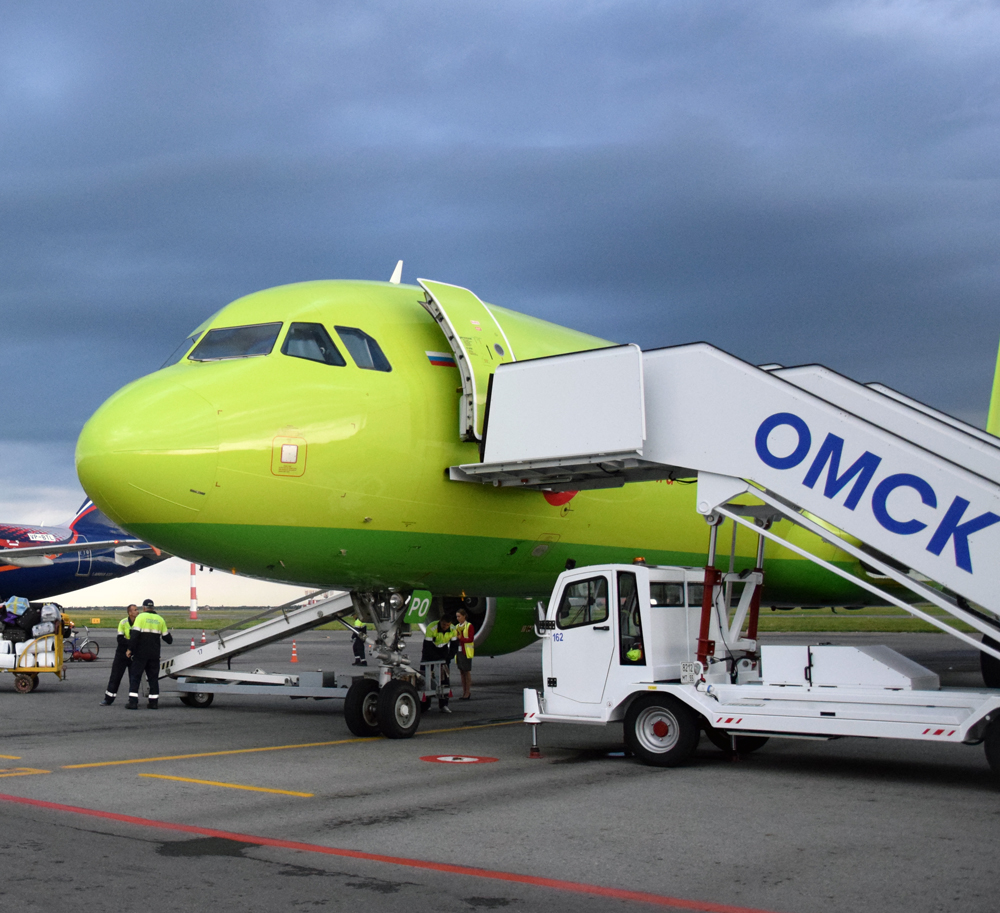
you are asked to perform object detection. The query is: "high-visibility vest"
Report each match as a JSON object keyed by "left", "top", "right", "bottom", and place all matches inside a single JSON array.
[
  {"left": 129, "top": 611, "right": 170, "bottom": 653},
  {"left": 455, "top": 621, "right": 474, "bottom": 658},
  {"left": 117, "top": 617, "right": 132, "bottom": 638},
  {"left": 425, "top": 621, "right": 455, "bottom": 647}
]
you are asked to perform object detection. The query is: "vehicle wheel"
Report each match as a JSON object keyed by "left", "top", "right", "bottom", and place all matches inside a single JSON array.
[
  {"left": 30, "top": 674, "right": 40, "bottom": 691},
  {"left": 82, "top": 640, "right": 99, "bottom": 658},
  {"left": 703, "top": 724, "right": 769, "bottom": 756},
  {"left": 624, "top": 695, "right": 699, "bottom": 767},
  {"left": 981, "top": 636, "right": 1000, "bottom": 688},
  {"left": 13, "top": 674, "right": 33, "bottom": 694},
  {"left": 377, "top": 680, "right": 421, "bottom": 739},
  {"left": 180, "top": 692, "right": 214, "bottom": 707},
  {"left": 63, "top": 641, "right": 73, "bottom": 659},
  {"left": 344, "top": 678, "right": 381, "bottom": 737},
  {"left": 985, "top": 719, "right": 1000, "bottom": 777}
]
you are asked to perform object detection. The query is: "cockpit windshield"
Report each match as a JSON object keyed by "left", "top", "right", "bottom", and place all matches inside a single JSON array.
[
  {"left": 160, "top": 332, "right": 202, "bottom": 369},
  {"left": 282, "top": 323, "right": 347, "bottom": 366},
  {"left": 188, "top": 323, "right": 282, "bottom": 362}
]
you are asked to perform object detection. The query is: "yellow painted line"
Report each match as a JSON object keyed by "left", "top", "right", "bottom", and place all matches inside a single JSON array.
[
  {"left": 63, "top": 719, "right": 520, "bottom": 770},
  {"left": 0, "top": 767, "right": 50, "bottom": 778},
  {"left": 0, "top": 754, "right": 22, "bottom": 760},
  {"left": 139, "top": 773, "right": 313, "bottom": 797},
  {"left": 63, "top": 736, "right": 380, "bottom": 768}
]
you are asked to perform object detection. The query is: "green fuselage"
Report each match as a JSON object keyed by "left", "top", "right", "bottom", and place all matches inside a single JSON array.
[{"left": 76, "top": 280, "right": 874, "bottom": 609}]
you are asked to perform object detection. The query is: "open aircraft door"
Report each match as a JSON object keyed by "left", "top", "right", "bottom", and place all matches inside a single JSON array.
[{"left": 418, "top": 279, "right": 515, "bottom": 441}]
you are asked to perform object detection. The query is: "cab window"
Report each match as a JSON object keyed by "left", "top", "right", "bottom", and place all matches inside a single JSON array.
[
  {"left": 687, "top": 584, "right": 705, "bottom": 607},
  {"left": 556, "top": 576, "right": 609, "bottom": 630},
  {"left": 649, "top": 583, "right": 684, "bottom": 607},
  {"left": 335, "top": 326, "right": 391, "bottom": 372},
  {"left": 160, "top": 332, "right": 202, "bottom": 369},
  {"left": 618, "top": 571, "right": 645, "bottom": 665},
  {"left": 188, "top": 323, "right": 282, "bottom": 361},
  {"left": 282, "top": 323, "right": 346, "bottom": 366}
]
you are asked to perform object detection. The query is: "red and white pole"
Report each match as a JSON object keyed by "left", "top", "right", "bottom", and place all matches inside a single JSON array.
[{"left": 189, "top": 563, "right": 199, "bottom": 621}]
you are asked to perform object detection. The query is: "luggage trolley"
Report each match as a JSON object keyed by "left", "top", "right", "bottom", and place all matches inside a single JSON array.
[{"left": 0, "top": 628, "right": 66, "bottom": 693}]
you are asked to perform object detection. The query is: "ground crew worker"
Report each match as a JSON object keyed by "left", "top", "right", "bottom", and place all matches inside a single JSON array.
[
  {"left": 100, "top": 603, "right": 139, "bottom": 705},
  {"left": 126, "top": 602, "right": 173, "bottom": 710},
  {"left": 454, "top": 607, "right": 475, "bottom": 700},
  {"left": 350, "top": 615, "right": 367, "bottom": 666},
  {"left": 421, "top": 615, "right": 455, "bottom": 712}
]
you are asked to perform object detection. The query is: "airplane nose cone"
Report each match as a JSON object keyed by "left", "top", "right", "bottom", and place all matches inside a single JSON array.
[{"left": 76, "top": 376, "right": 219, "bottom": 532}]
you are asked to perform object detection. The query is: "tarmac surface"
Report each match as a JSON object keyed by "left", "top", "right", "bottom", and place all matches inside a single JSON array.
[{"left": 0, "top": 629, "right": 996, "bottom": 913}]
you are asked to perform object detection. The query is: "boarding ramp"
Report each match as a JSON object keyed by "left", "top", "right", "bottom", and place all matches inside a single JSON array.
[
  {"left": 451, "top": 343, "right": 1000, "bottom": 660},
  {"left": 161, "top": 589, "right": 355, "bottom": 679}
]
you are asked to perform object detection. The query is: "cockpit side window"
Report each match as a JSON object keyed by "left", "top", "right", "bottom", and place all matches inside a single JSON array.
[
  {"left": 281, "top": 323, "right": 347, "bottom": 366},
  {"left": 335, "top": 326, "right": 392, "bottom": 372},
  {"left": 188, "top": 323, "right": 282, "bottom": 362},
  {"left": 160, "top": 332, "right": 202, "bottom": 369}
]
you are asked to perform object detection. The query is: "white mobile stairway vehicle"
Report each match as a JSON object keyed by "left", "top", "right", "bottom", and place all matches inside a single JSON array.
[{"left": 448, "top": 343, "right": 1000, "bottom": 773}]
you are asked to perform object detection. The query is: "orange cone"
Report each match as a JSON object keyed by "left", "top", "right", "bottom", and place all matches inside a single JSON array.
[
  {"left": 290, "top": 641, "right": 298, "bottom": 663},
  {"left": 201, "top": 630, "right": 207, "bottom": 644},
  {"left": 190, "top": 637, "right": 195, "bottom": 651}
]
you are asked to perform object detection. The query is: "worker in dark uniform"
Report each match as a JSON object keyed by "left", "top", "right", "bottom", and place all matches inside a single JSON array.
[
  {"left": 421, "top": 615, "right": 455, "bottom": 713},
  {"left": 126, "top": 601, "right": 173, "bottom": 710},
  {"left": 100, "top": 603, "right": 139, "bottom": 705},
  {"left": 350, "top": 615, "right": 367, "bottom": 666}
]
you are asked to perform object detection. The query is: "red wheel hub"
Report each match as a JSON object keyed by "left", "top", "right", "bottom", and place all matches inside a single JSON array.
[{"left": 652, "top": 719, "right": 670, "bottom": 738}]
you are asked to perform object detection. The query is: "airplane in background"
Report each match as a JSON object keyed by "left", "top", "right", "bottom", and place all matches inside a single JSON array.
[
  {"left": 74, "top": 266, "right": 915, "bottom": 658},
  {"left": 0, "top": 499, "right": 166, "bottom": 604}
]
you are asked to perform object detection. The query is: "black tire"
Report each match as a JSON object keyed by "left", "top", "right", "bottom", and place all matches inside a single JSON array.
[
  {"left": 703, "top": 725, "right": 769, "bottom": 756},
  {"left": 376, "top": 680, "right": 421, "bottom": 739},
  {"left": 180, "top": 692, "right": 214, "bottom": 707},
  {"left": 13, "top": 674, "right": 33, "bottom": 694},
  {"left": 344, "top": 678, "right": 381, "bottom": 736},
  {"left": 981, "top": 636, "right": 1000, "bottom": 688},
  {"left": 985, "top": 719, "right": 1000, "bottom": 777},
  {"left": 623, "top": 695, "right": 699, "bottom": 767},
  {"left": 82, "top": 640, "right": 99, "bottom": 658},
  {"left": 30, "top": 674, "right": 39, "bottom": 691}
]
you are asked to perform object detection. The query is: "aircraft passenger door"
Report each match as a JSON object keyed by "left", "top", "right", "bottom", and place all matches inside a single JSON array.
[
  {"left": 548, "top": 573, "right": 616, "bottom": 705},
  {"left": 76, "top": 538, "right": 92, "bottom": 577},
  {"left": 418, "top": 279, "right": 516, "bottom": 441}
]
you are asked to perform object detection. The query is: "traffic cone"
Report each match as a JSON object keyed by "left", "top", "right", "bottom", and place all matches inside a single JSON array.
[
  {"left": 290, "top": 641, "right": 298, "bottom": 663},
  {"left": 201, "top": 630, "right": 207, "bottom": 644},
  {"left": 189, "top": 637, "right": 195, "bottom": 651}
]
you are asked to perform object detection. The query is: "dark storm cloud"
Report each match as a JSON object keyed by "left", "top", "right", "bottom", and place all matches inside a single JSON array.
[{"left": 3, "top": 0, "right": 1000, "bottom": 476}]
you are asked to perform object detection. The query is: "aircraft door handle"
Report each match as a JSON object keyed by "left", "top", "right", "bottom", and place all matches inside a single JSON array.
[{"left": 593, "top": 626, "right": 610, "bottom": 631}]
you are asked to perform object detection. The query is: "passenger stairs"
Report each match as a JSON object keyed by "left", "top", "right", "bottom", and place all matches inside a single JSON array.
[
  {"left": 451, "top": 343, "right": 1000, "bottom": 660},
  {"left": 160, "top": 589, "right": 355, "bottom": 679}
]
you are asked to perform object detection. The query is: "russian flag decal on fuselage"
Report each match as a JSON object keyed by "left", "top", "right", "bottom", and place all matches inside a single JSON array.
[{"left": 426, "top": 351, "right": 457, "bottom": 368}]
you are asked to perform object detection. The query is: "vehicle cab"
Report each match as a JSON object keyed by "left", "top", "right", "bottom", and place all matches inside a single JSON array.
[{"left": 538, "top": 563, "right": 708, "bottom": 722}]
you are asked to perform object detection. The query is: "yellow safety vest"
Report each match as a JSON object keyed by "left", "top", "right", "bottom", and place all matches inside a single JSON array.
[{"left": 455, "top": 621, "right": 474, "bottom": 658}]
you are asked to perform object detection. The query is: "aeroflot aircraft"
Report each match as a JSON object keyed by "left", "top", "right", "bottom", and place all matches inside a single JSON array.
[
  {"left": 0, "top": 499, "right": 165, "bottom": 603},
  {"left": 74, "top": 272, "right": 928, "bottom": 654}
]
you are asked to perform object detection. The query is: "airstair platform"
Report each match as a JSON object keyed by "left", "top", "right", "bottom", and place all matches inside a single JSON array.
[{"left": 451, "top": 343, "right": 1000, "bottom": 660}]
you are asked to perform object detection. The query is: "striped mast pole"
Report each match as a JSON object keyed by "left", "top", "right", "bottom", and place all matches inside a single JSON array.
[{"left": 189, "top": 563, "right": 199, "bottom": 621}]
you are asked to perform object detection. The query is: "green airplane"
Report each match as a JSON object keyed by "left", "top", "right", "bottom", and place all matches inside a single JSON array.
[{"left": 76, "top": 273, "right": 917, "bottom": 655}]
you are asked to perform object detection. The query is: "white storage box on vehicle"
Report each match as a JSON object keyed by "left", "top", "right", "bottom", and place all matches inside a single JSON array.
[
  {"left": 761, "top": 645, "right": 939, "bottom": 690},
  {"left": 0, "top": 654, "right": 14, "bottom": 669}
]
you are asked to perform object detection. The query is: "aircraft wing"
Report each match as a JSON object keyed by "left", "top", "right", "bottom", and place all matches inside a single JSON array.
[{"left": 0, "top": 538, "right": 147, "bottom": 560}]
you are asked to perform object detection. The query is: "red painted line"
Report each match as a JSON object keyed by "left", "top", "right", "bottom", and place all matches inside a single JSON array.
[{"left": 0, "top": 792, "right": 783, "bottom": 913}]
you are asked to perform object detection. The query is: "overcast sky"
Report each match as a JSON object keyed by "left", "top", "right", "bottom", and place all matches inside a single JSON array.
[{"left": 3, "top": 2, "right": 1000, "bottom": 598}]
